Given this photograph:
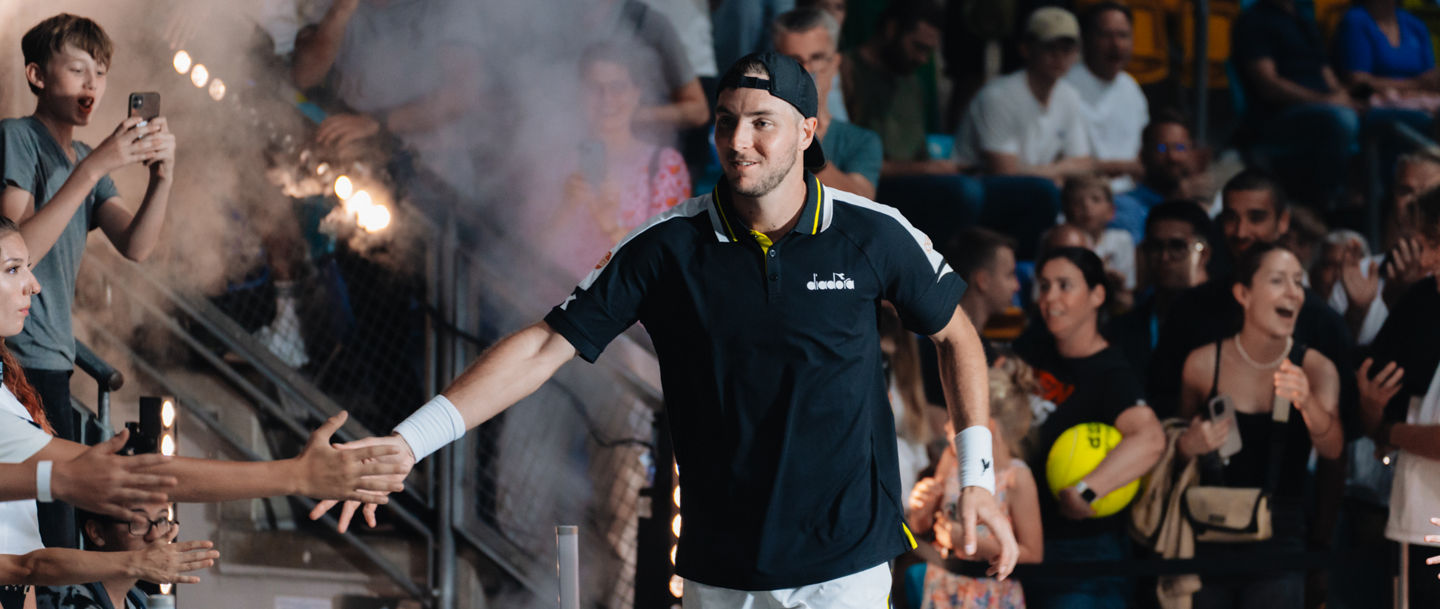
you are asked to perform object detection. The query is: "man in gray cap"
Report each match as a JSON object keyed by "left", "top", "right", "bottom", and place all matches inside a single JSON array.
[{"left": 315, "top": 52, "right": 1017, "bottom": 607}]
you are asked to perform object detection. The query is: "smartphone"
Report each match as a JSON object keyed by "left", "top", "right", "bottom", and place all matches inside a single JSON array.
[
  {"left": 1206, "top": 394, "right": 1243, "bottom": 460},
  {"left": 128, "top": 92, "right": 161, "bottom": 125}
]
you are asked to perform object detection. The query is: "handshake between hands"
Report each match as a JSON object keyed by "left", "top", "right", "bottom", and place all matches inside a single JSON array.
[
  {"left": 306, "top": 432, "right": 417, "bottom": 532},
  {"left": 62, "top": 412, "right": 407, "bottom": 521}
]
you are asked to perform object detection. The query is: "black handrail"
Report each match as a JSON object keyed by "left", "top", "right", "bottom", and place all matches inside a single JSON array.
[
  {"left": 72, "top": 339, "right": 122, "bottom": 441},
  {"left": 74, "top": 340, "right": 123, "bottom": 392}
]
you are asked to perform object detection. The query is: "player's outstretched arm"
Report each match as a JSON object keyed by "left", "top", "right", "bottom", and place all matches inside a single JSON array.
[
  {"left": 930, "top": 305, "right": 1019, "bottom": 580},
  {"left": 311, "top": 321, "right": 579, "bottom": 531}
]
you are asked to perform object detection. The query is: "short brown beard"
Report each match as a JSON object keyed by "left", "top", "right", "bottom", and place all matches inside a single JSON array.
[{"left": 731, "top": 150, "right": 798, "bottom": 198}]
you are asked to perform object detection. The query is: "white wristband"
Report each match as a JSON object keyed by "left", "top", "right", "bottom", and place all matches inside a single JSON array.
[
  {"left": 36, "top": 461, "right": 53, "bottom": 503},
  {"left": 393, "top": 395, "right": 467, "bottom": 462},
  {"left": 955, "top": 426, "right": 996, "bottom": 495}
]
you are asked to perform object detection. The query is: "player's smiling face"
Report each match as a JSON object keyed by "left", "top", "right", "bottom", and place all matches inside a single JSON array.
[{"left": 714, "top": 82, "right": 811, "bottom": 198}]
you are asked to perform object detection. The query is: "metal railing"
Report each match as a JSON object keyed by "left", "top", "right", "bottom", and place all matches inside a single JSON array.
[
  {"left": 72, "top": 340, "right": 123, "bottom": 443},
  {"left": 76, "top": 199, "right": 664, "bottom": 607}
]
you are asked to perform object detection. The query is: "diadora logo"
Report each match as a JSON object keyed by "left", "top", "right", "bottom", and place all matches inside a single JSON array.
[{"left": 806, "top": 272, "right": 855, "bottom": 291}]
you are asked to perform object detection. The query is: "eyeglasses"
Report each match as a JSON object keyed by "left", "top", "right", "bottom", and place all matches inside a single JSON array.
[
  {"left": 111, "top": 515, "right": 176, "bottom": 537},
  {"left": 1154, "top": 143, "right": 1189, "bottom": 153},
  {"left": 1141, "top": 238, "right": 1205, "bottom": 258}
]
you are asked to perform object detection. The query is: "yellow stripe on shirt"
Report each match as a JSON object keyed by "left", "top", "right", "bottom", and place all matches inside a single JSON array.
[
  {"left": 810, "top": 176, "right": 822, "bottom": 234},
  {"left": 750, "top": 230, "right": 773, "bottom": 255}
]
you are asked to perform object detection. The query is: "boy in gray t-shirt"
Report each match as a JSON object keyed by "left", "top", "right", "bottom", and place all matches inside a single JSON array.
[{"left": 1, "top": 14, "right": 176, "bottom": 547}]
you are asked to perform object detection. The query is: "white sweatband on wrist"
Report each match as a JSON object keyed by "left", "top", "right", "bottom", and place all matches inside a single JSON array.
[
  {"left": 393, "top": 395, "right": 467, "bottom": 462},
  {"left": 35, "top": 461, "right": 53, "bottom": 503},
  {"left": 955, "top": 426, "right": 996, "bottom": 495}
]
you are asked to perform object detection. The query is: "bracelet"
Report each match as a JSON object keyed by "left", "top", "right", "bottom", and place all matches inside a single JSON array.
[
  {"left": 955, "top": 426, "right": 996, "bottom": 495},
  {"left": 36, "top": 461, "right": 53, "bottom": 503},
  {"left": 393, "top": 395, "right": 467, "bottom": 462}
]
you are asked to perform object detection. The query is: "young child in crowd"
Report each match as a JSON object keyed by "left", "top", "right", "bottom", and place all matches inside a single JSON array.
[
  {"left": 1061, "top": 175, "right": 1135, "bottom": 309},
  {"left": 1, "top": 13, "right": 177, "bottom": 548},
  {"left": 904, "top": 357, "right": 1044, "bottom": 609}
]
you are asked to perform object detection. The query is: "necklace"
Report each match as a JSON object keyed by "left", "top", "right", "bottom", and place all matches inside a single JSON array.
[{"left": 1234, "top": 335, "right": 1293, "bottom": 369}]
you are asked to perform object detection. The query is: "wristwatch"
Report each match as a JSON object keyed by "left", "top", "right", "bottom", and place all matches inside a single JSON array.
[{"left": 1074, "top": 480, "right": 1098, "bottom": 504}]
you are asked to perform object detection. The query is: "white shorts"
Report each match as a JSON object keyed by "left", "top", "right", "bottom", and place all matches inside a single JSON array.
[{"left": 682, "top": 562, "right": 891, "bottom": 609}]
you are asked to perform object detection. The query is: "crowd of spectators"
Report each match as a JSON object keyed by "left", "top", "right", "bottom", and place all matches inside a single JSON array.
[
  {"left": 465, "top": 0, "right": 1438, "bottom": 607},
  {"left": 82, "top": 0, "right": 1440, "bottom": 605}
]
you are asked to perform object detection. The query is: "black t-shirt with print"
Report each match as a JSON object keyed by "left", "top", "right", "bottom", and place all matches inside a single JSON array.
[{"left": 1016, "top": 333, "right": 1148, "bottom": 539}]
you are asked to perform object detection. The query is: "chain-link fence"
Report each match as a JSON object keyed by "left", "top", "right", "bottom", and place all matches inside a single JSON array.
[
  {"left": 152, "top": 121, "right": 664, "bottom": 606},
  {"left": 433, "top": 197, "right": 664, "bottom": 608}
]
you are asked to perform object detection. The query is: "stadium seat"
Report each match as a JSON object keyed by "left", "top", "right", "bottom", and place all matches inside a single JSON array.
[{"left": 1127, "top": 0, "right": 1171, "bottom": 85}]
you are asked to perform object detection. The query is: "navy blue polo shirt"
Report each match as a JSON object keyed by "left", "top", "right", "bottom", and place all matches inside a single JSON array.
[{"left": 544, "top": 175, "right": 967, "bottom": 590}]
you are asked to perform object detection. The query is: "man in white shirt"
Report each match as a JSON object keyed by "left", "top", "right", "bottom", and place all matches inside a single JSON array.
[
  {"left": 955, "top": 6, "right": 1093, "bottom": 183},
  {"left": 950, "top": 6, "right": 1092, "bottom": 258},
  {"left": 648, "top": 0, "right": 718, "bottom": 81},
  {"left": 1064, "top": 2, "right": 1148, "bottom": 194}
]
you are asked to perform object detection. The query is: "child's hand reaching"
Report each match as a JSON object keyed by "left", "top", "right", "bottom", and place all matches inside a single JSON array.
[{"left": 907, "top": 476, "right": 943, "bottom": 533}]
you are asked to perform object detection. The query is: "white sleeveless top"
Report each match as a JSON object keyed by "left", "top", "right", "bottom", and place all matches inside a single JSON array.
[
  {"left": 0, "top": 381, "right": 53, "bottom": 554},
  {"left": 1387, "top": 364, "right": 1440, "bottom": 546}
]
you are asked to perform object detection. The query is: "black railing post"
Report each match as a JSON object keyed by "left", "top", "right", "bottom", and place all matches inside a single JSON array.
[
  {"left": 74, "top": 340, "right": 124, "bottom": 441},
  {"left": 1193, "top": 0, "right": 1210, "bottom": 147}
]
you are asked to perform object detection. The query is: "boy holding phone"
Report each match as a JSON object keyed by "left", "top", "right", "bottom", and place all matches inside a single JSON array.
[{"left": 0, "top": 13, "right": 175, "bottom": 548}]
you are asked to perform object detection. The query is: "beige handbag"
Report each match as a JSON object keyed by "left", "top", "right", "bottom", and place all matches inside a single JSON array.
[
  {"left": 1181, "top": 486, "right": 1272, "bottom": 543},
  {"left": 1178, "top": 339, "right": 1305, "bottom": 544}
]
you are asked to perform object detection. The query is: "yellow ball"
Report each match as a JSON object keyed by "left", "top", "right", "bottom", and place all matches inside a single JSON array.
[{"left": 1045, "top": 422, "right": 1140, "bottom": 518}]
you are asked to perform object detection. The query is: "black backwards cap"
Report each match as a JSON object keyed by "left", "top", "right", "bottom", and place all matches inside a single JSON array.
[{"left": 716, "top": 51, "right": 826, "bottom": 171}]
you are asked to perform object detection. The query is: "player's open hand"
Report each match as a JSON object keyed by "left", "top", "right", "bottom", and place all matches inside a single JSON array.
[
  {"left": 294, "top": 412, "right": 408, "bottom": 503},
  {"left": 956, "top": 486, "right": 1019, "bottom": 580},
  {"left": 308, "top": 433, "right": 416, "bottom": 533}
]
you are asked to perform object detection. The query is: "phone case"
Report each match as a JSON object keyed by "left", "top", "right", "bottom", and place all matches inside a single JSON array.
[{"left": 1207, "top": 394, "right": 1244, "bottom": 459}]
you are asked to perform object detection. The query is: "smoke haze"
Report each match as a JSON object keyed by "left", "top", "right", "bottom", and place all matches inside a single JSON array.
[{"left": 1, "top": 0, "right": 659, "bottom": 606}]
